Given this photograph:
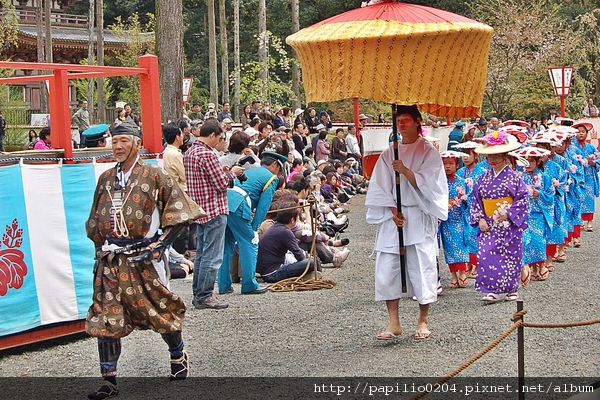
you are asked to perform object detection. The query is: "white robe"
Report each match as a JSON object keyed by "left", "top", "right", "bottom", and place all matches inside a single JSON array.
[{"left": 365, "top": 138, "right": 448, "bottom": 303}]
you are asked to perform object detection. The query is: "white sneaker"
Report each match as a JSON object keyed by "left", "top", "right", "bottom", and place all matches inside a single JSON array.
[
  {"left": 332, "top": 248, "right": 350, "bottom": 267},
  {"left": 327, "top": 213, "right": 347, "bottom": 226}
]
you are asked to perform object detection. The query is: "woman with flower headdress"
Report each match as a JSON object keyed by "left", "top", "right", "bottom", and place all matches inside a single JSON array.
[
  {"left": 469, "top": 131, "right": 529, "bottom": 302},
  {"left": 511, "top": 147, "right": 554, "bottom": 283},
  {"left": 439, "top": 151, "right": 471, "bottom": 288},
  {"left": 571, "top": 123, "right": 600, "bottom": 232},
  {"left": 456, "top": 142, "right": 488, "bottom": 278}
]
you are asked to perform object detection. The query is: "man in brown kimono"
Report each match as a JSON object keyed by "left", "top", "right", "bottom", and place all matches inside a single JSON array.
[{"left": 85, "top": 122, "right": 204, "bottom": 400}]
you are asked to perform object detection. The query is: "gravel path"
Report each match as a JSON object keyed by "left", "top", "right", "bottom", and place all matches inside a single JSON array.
[{"left": 0, "top": 195, "right": 598, "bottom": 383}]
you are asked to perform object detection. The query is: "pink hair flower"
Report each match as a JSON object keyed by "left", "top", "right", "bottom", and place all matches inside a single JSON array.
[{"left": 483, "top": 131, "right": 508, "bottom": 146}]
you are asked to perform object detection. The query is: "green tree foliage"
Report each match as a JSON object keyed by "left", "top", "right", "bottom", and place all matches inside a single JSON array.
[
  {"left": 67, "top": 0, "right": 154, "bottom": 27},
  {"left": 0, "top": 0, "right": 18, "bottom": 107},
  {"left": 66, "top": 0, "right": 599, "bottom": 121},
  {"left": 73, "top": 58, "right": 115, "bottom": 108},
  {"left": 0, "top": 0, "right": 17, "bottom": 50},
  {"left": 106, "top": 13, "right": 155, "bottom": 107},
  {"left": 238, "top": 31, "right": 295, "bottom": 107},
  {"left": 471, "top": 0, "right": 594, "bottom": 119}
]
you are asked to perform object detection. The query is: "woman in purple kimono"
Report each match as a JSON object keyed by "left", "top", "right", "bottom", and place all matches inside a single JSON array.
[
  {"left": 469, "top": 131, "right": 529, "bottom": 302},
  {"left": 455, "top": 141, "right": 488, "bottom": 278}
]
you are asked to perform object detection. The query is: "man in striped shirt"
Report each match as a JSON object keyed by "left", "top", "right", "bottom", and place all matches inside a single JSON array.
[{"left": 184, "top": 118, "right": 243, "bottom": 309}]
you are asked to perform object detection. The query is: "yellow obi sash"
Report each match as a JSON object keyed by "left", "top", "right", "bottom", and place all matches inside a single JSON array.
[{"left": 483, "top": 196, "right": 513, "bottom": 217}]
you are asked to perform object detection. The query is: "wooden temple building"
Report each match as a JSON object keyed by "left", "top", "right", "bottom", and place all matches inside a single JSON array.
[{"left": 1, "top": 0, "right": 131, "bottom": 110}]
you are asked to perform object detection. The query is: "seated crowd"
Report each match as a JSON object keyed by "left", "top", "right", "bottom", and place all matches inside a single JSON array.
[{"left": 163, "top": 101, "right": 370, "bottom": 304}]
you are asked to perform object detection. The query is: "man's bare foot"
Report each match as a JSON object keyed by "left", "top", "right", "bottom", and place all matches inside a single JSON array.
[
  {"left": 376, "top": 325, "right": 402, "bottom": 340},
  {"left": 414, "top": 318, "right": 430, "bottom": 339}
]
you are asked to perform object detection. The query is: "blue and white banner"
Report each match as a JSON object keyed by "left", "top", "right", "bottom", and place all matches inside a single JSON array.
[{"left": 0, "top": 158, "right": 160, "bottom": 337}]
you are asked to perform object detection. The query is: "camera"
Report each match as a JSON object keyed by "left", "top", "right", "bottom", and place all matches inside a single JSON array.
[{"left": 234, "top": 155, "right": 256, "bottom": 183}]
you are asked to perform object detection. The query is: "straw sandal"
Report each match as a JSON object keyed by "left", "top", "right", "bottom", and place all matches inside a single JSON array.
[
  {"left": 88, "top": 381, "right": 118, "bottom": 400},
  {"left": 169, "top": 350, "right": 189, "bottom": 381},
  {"left": 520, "top": 265, "right": 531, "bottom": 287}
]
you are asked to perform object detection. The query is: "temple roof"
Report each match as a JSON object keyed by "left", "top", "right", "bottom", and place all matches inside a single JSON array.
[{"left": 17, "top": 25, "right": 153, "bottom": 46}]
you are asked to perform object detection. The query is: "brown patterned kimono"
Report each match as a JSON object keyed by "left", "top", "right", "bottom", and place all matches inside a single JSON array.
[{"left": 85, "top": 159, "right": 203, "bottom": 339}]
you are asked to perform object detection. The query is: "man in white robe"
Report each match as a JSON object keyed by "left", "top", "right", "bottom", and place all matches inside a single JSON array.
[{"left": 365, "top": 105, "right": 448, "bottom": 340}]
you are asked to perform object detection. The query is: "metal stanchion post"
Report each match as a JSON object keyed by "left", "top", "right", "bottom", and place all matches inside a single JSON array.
[{"left": 517, "top": 300, "right": 525, "bottom": 400}]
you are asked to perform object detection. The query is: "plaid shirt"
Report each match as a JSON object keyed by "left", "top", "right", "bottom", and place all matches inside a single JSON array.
[{"left": 184, "top": 140, "right": 231, "bottom": 224}]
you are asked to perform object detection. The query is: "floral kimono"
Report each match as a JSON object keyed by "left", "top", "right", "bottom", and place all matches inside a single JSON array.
[
  {"left": 519, "top": 169, "right": 554, "bottom": 265},
  {"left": 439, "top": 175, "right": 471, "bottom": 269},
  {"left": 470, "top": 165, "right": 529, "bottom": 294}
]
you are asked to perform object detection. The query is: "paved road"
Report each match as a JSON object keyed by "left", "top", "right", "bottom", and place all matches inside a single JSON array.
[{"left": 0, "top": 195, "right": 598, "bottom": 387}]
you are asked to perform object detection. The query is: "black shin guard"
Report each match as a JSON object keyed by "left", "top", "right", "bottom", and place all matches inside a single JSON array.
[
  {"left": 161, "top": 331, "right": 184, "bottom": 359},
  {"left": 98, "top": 338, "right": 121, "bottom": 377},
  {"left": 161, "top": 331, "right": 188, "bottom": 380}
]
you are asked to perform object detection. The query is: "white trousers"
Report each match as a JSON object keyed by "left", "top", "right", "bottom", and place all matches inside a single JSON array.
[{"left": 374, "top": 242, "right": 438, "bottom": 305}]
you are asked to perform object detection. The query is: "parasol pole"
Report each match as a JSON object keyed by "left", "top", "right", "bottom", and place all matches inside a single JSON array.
[
  {"left": 391, "top": 104, "right": 408, "bottom": 293},
  {"left": 353, "top": 97, "right": 360, "bottom": 140}
]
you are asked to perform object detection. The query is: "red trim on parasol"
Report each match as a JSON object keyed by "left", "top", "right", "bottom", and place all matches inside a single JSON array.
[{"left": 315, "top": 2, "right": 477, "bottom": 25}]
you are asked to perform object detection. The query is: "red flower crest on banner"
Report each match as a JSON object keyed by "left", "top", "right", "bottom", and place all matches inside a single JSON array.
[{"left": 0, "top": 218, "right": 28, "bottom": 296}]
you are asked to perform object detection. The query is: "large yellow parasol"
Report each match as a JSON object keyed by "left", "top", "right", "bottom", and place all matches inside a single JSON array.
[{"left": 286, "top": 0, "right": 494, "bottom": 118}]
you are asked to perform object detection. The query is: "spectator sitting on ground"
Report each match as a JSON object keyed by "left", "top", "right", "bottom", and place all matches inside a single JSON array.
[
  {"left": 336, "top": 161, "right": 367, "bottom": 194},
  {"left": 169, "top": 247, "right": 194, "bottom": 279},
  {"left": 287, "top": 158, "right": 304, "bottom": 182},
  {"left": 342, "top": 160, "right": 367, "bottom": 188},
  {"left": 316, "top": 158, "right": 329, "bottom": 173},
  {"left": 290, "top": 179, "right": 350, "bottom": 267},
  {"left": 305, "top": 147, "right": 318, "bottom": 171},
  {"left": 257, "top": 203, "right": 321, "bottom": 282},
  {"left": 321, "top": 172, "right": 341, "bottom": 204}
]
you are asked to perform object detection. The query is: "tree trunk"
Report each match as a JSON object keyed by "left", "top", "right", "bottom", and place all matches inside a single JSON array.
[
  {"left": 291, "top": 0, "right": 300, "bottom": 109},
  {"left": 233, "top": 0, "right": 240, "bottom": 122},
  {"left": 218, "top": 0, "right": 229, "bottom": 104},
  {"left": 156, "top": 0, "right": 184, "bottom": 122},
  {"left": 44, "top": 0, "right": 52, "bottom": 63},
  {"left": 88, "top": 0, "right": 95, "bottom": 121},
  {"left": 96, "top": 0, "right": 105, "bottom": 122},
  {"left": 207, "top": 0, "right": 219, "bottom": 105},
  {"left": 257, "top": 0, "right": 267, "bottom": 100},
  {"left": 36, "top": 3, "right": 48, "bottom": 113}
]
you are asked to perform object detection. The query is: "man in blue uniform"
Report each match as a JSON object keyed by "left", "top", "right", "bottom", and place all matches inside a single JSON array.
[{"left": 217, "top": 151, "right": 287, "bottom": 294}]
